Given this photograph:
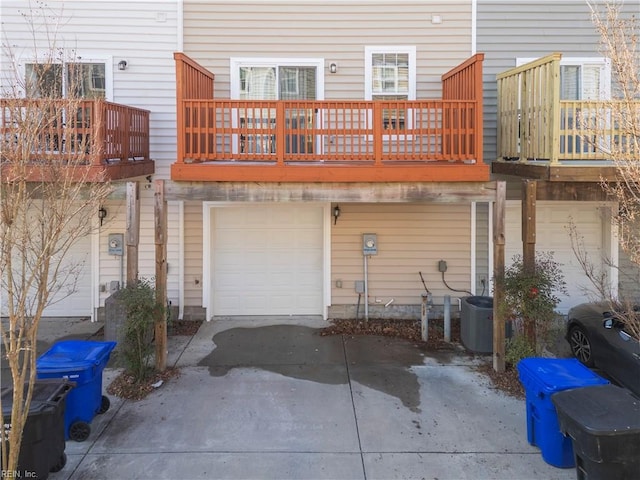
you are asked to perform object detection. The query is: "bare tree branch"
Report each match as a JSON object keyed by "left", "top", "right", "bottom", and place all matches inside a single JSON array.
[{"left": 1, "top": 3, "right": 112, "bottom": 471}]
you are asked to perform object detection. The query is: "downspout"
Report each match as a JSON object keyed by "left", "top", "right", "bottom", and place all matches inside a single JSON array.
[
  {"left": 91, "top": 218, "right": 100, "bottom": 322},
  {"left": 471, "top": 201, "right": 477, "bottom": 295},
  {"left": 178, "top": 201, "right": 185, "bottom": 320},
  {"left": 177, "top": 0, "right": 184, "bottom": 318},
  {"left": 471, "top": 0, "right": 477, "bottom": 55},
  {"left": 177, "top": 0, "right": 184, "bottom": 52}
]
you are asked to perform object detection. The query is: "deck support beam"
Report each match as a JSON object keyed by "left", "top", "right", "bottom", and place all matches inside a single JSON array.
[
  {"left": 155, "top": 180, "right": 168, "bottom": 371},
  {"left": 522, "top": 180, "right": 537, "bottom": 347},
  {"left": 493, "top": 181, "right": 506, "bottom": 372},
  {"left": 125, "top": 181, "right": 140, "bottom": 286}
]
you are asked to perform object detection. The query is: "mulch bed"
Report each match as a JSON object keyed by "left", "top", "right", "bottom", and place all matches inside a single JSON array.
[
  {"left": 107, "top": 367, "right": 181, "bottom": 401},
  {"left": 320, "top": 317, "right": 461, "bottom": 350},
  {"left": 167, "top": 319, "right": 203, "bottom": 336}
]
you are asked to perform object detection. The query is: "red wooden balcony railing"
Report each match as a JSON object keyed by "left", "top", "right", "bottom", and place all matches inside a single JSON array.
[
  {"left": 172, "top": 52, "right": 488, "bottom": 182},
  {"left": 1, "top": 99, "right": 154, "bottom": 182}
]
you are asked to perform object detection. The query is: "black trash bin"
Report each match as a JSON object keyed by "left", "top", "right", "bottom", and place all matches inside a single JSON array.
[
  {"left": 552, "top": 384, "right": 640, "bottom": 480},
  {"left": 460, "top": 296, "right": 494, "bottom": 353},
  {"left": 1, "top": 379, "right": 74, "bottom": 480}
]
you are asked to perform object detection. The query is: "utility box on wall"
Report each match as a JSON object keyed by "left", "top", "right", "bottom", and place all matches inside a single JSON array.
[
  {"left": 108, "top": 233, "right": 124, "bottom": 256},
  {"left": 362, "top": 233, "right": 378, "bottom": 255}
]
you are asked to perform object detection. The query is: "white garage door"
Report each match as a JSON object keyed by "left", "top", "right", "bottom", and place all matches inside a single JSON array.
[
  {"left": 212, "top": 204, "right": 324, "bottom": 316},
  {"left": 45, "top": 233, "right": 92, "bottom": 316},
  {"left": 0, "top": 233, "right": 92, "bottom": 318},
  {"left": 506, "top": 202, "right": 606, "bottom": 313}
]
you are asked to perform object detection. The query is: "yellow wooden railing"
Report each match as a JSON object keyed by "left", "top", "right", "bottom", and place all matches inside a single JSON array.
[{"left": 497, "top": 53, "right": 639, "bottom": 163}]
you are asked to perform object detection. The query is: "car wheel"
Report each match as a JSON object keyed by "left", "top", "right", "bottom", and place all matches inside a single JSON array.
[{"left": 568, "top": 325, "right": 595, "bottom": 367}]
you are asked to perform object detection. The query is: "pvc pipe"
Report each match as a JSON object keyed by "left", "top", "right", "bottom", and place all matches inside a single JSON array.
[
  {"left": 444, "top": 294, "right": 451, "bottom": 342},
  {"left": 421, "top": 294, "right": 429, "bottom": 342},
  {"left": 364, "top": 255, "right": 369, "bottom": 321}
]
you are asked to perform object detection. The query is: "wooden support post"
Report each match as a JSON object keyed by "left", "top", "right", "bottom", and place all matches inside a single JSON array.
[
  {"left": 493, "top": 181, "right": 506, "bottom": 372},
  {"left": 155, "top": 180, "right": 168, "bottom": 371},
  {"left": 522, "top": 180, "right": 537, "bottom": 270},
  {"left": 522, "top": 179, "right": 537, "bottom": 347},
  {"left": 125, "top": 181, "right": 140, "bottom": 286}
]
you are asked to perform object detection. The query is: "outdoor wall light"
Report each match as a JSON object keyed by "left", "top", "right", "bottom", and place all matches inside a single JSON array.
[
  {"left": 118, "top": 60, "right": 128, "bottom": 71},
  {"left": 333, "top": 205, "right": 341, "bottom": 225},
  {"left": 98, "top": 206, "right": 107, "bottom": 226},
  {"left": 329, "top": 63, "right": 337, "bottom": 74}
]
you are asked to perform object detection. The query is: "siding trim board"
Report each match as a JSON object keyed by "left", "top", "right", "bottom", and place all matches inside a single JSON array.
[{"left": 166, "top": 181, "right": 499, "bottom": 203}]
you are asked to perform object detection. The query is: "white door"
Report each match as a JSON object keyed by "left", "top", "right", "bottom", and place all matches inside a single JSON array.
[
  {"left": 505, "top": 201, "right": 606, "bottom": 313},
  {"left": 212, "top": 204, "right": 324, "bottom": 316}
]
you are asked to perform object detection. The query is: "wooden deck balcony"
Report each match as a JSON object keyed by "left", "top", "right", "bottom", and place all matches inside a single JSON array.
[
  {"left": 172, "top": 53, "right": 489, "bottom": 183},
  {"left": 1, "top": 99, "right": 154, "bottom": 182},
  {"left": 493, "top": 53, "right": 639, "bottom": 182}
]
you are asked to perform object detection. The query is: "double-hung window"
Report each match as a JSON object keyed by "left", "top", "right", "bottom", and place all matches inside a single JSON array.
[{"left": 365, "top": 46, "right": 416, "bottom": 131}]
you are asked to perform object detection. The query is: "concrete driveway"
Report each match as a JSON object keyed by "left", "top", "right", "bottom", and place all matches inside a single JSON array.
[{"left": 36, "top": 316, "right": 575, "bottom": 480}]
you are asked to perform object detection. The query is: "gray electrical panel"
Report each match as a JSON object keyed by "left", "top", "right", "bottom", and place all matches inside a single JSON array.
[
  {"left": 362, "top": 233, "right": 378, "bottom": 255},
  {"left": 108, "top": 233, "right": 124, "bottom": 256}
]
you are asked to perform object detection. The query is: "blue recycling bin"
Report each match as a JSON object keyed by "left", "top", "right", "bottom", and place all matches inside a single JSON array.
[
  {"left": 517, "top": 357, "right": 609, "bottom": 468},
  {"left": 36, "top": 340, "right": 116, "bottom": 442}
]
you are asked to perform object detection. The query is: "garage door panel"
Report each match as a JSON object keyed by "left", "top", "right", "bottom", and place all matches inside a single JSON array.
[
  {"left": 25, "top": 233, "right": 92, "bottom": 317},
  {"left": 297, "top": 229, "right": 324, "bottom": 246},
  {"left": 295, "top": 278, "right": 322, "bottom": 291},
  {"left": 212, "top": 205, "right": 323, "bottom": 316},
  {"left": 215, "top": 273, "right": 269, "bottom": 290}
]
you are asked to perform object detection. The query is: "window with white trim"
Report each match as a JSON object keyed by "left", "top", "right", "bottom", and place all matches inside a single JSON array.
[
  {"left": 230, "top": 58, "right": 325, "bottom": 154},
  {"left": 516, "top": 57, "right": 611, "bottom": 100},
  {"left": 25, "top": 61, "right": 110, "bottom": 100},
  {"left": 517, "top": 57, "right": 611, "bottom": 155},
  {"left": 365, "top": 46, "right": 416, "bottom": 130},
  {"left": 231, "top": 58, "right": 324, "bottom": 101}
]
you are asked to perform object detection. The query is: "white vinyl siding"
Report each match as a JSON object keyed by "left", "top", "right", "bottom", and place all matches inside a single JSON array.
[
  {"left": 184, "top": 1, "right": 473, "bottom": 101},
  {"left": 331, "top": 203, "right": 472, "bottom": 306}
]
